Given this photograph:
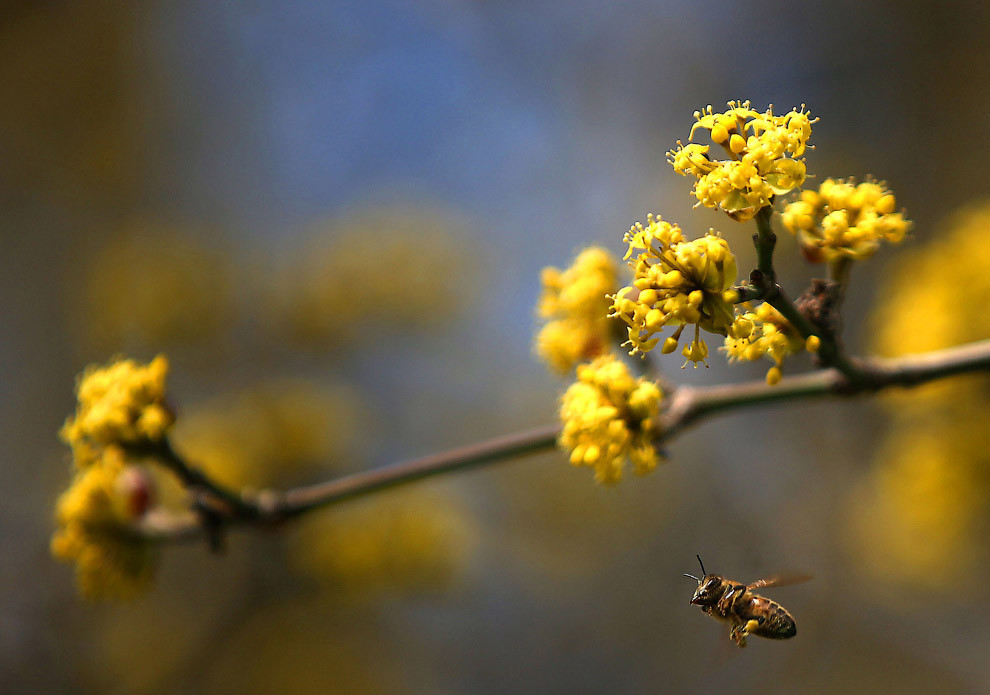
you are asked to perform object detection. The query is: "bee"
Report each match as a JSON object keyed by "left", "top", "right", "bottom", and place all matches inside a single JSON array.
[{"left": 684, "top": 555, "right": 809, "bottom": 647}]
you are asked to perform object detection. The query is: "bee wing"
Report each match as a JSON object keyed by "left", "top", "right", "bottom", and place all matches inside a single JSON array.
[{"left": 747, "top": 573, "right": 812, "bottom": 590}]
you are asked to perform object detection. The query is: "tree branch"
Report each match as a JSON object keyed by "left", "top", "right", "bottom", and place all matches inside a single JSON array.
[{"left": 133, "top": 338, "right": 990, "bottom": 544}]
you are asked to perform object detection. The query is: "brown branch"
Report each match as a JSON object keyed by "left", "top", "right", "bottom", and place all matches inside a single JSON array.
[
  {"left": 134, "top": 338, "right": 990, "bottom": 543},
  {"left": 275, "top": 424, "right": 561, "bottom": 517}
]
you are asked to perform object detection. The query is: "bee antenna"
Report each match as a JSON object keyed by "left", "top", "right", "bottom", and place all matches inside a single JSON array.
[
  {"left": 683, "top": 573, "right": 700, "bottom": 581},
  {"left": 696, "top": 554, "right": 706, "bottom": 577}
]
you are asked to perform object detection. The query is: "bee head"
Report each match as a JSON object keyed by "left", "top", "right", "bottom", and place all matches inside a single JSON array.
[
  {"left": 684, "top": 555, "right": 724, "bottom": 606},
  {"left": 688, "top": 575, "right": 725, "bottom": 606}
]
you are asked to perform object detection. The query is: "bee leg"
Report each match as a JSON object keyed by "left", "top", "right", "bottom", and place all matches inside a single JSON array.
[
  {"left": 716, "top": 587, "right": 737, "bottom": 615},
  {"left": 729, "top": 619, "right": 759, "bottom": 648},
  {"left": 729, "top": 623, "right": 748, "bottom": 648}
]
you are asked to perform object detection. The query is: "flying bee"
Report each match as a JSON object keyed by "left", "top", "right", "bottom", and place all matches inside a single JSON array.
[{"left": 684, "top": 555, "right": 810, "bottom": 648}]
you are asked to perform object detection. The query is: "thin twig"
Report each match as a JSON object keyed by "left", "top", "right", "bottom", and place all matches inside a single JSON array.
[
  {"left": 126, "top": 438, "right": 253, "bottom": 516},
  {"left": 275, "top": 424, "right": 561, "bottom": 517},
  {"left": 134, "top": 338, "right": 990, "bottom": 543}
]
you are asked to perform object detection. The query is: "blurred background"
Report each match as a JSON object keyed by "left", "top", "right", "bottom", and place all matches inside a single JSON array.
[{"left": 3, "top": 0, "right": 990, "bottom": 693}]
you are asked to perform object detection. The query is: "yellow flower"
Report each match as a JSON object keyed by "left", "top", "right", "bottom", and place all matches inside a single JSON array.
[
  {"left": 608, "top": 215, "right": 737, "bottom": 362},
  {"left": 781, "top": 178, "right": 911, "bottom": 262},
  {"left": 669, "top": 101, "right": 815, "bottom": 221},
  {"left": 55, "top": 355, "right": 172, "bottom": 598},
  {"left": 722, "top": 303, "right": 811, "bottom": 384},
  {"left": 50, "top": 446, "right": 157, "bottom": 599},
  {"left": 558, "top": 353, "right": 664, "bottom": 484},
  {"left": 61, "top": 355, "right": 173, "bottom": 467},
  {"left": 535, "top": 246, "right": 619, "bottom": 373}
]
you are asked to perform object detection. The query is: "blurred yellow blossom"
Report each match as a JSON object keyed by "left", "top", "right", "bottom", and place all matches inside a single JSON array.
[
  {"left": 558, "top": 353, "right": 663, "bottom": 484},
  {"left": 845, "top": 201, "right": 990, "bottom": 588},
  {"left": 870, "top": 201, "right": 990, "bottom": 408},
  {"left": 723, "top": 303, "right": 810, "bottom": 384},
  {"left": 51, "top": 446, "right": 157, "bottom": 599},
  {"left": 844, "top": 421, "right": 988, "bottom": 587},
  {"left": 74, "top": 220, "right": 233, "bottom": 352},
  {"left": 535, "top": 246, "right": 619, "bottom": 373},
  {"left": 265, "top": 208, "right": 477, "bottom": 349},
  {"left": 668, "top": 101, "right": 815, "bottom": 221},
  {"left": 781, "top": 178, "right": 910, "bottom": 263},
  {"left": 171, "top": 380, "right": 363, "bottom": 491},
  {"left": 288, "top": 489, "right": 476, "bottom": 595},
  {"left": 60, "top": 355, "right": 173, "bottom": 467},
  {"left": 872, "top": 202, "right": 990, "bottom": 360},
  {"left": 608, "top": 214, "right": 737, "bottom": 365},
  {"left": 54, "top": 355, "right": 174, "bottom": 598}
]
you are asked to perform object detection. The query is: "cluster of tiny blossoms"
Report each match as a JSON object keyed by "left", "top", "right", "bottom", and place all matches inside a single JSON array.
[
  {"left": 609, "top": 215, "right": 737, "bottom": 367},
  {"left": 51, "top": 448, "right": 156, "bottom": 599},
  {"left": 781, "top": 178, "right": 911, "bottom": 262},
  {"left": 558, "top": 354, "right": 663, "bottom": 484},
  {"left": 535, "top": 246, "right": 618, "bottom": 373},
  {"left": 668, "top": 101, "right": 815, "bottom": 221},
  {"left": 723, "top": 303, "right": 821, "bottom": 385},
  {"left": 60, "top": 355, "right": 173, "bottom": 467},
  {"left": 54, "top": 356, "right": 172, "bottom": 598}
]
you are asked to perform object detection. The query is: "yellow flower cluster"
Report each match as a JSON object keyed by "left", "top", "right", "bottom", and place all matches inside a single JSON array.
[
  {"left": 558, "top": 353, "right": 663, "bottom": 484},
  {"left": 60, "top": 355, "right": 173, "bottom": 467},
  {"left": 608, "top": 215, "right": 737, "bottom": 366},
  {"left": 723, "top": 303, "right": 819, "bottom": 385},
  {"left": 781, "top": 178, "right": 910, "bottom": 262},
  {"left": 668, "top": 101, "right": 815, "bottom": 221},
  {"left": 289, "top": 490, "right": 476, "bottom": 594},
  {"left": 171, "top": 380, "right": 361, "bottom": 490},
  {"left": 54, "top": 355, "right": 173, "bottom": 598},
  {"left": 51, "top": 447, "right": 156, "bottom": 599},
  {"left": 535, "top": 246, "right": 619, "bottom": 373},
  {"left": 844, "top": 202, "right": 990, "bottom": 587}
]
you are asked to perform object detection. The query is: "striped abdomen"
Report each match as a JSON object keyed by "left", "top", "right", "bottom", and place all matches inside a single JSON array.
[{"left": 740, "top": 594, "right": 797, "bottom": 639}]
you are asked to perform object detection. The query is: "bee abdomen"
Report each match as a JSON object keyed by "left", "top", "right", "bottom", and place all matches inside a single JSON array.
[
  {"left": 745, "top": 597, "right": 797, "bottom": 640},
  {"left": 758, "top": 611, "right": 796, "bottom": 639}
]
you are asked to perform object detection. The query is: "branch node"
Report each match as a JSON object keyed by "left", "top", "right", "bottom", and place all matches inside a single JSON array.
[{"left": 794, "top": 278, "right": 841, "bottom": 340}]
